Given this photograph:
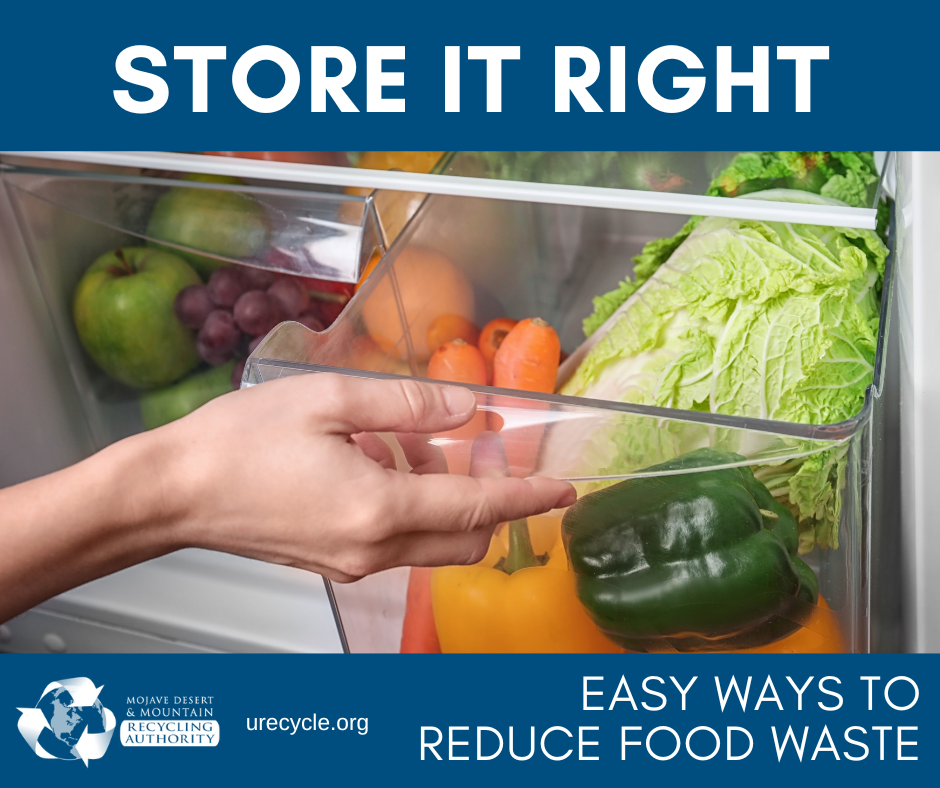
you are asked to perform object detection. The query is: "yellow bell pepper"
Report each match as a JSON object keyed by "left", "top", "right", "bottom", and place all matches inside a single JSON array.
[{"left": 431, "top": 515, "right": 623, "bottom": 653}]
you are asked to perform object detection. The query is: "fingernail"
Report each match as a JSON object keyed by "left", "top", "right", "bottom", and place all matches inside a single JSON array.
[
  {"left": 442, "top": 385, "right": 475, "bottom": 416},
  {"left": 527, "top": 477, "right": 578, "bottom": 509}
]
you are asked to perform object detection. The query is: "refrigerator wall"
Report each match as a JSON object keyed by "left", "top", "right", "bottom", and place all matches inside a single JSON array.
[{"left": 898, "top": 151, "right": 940, "bottom": 652}]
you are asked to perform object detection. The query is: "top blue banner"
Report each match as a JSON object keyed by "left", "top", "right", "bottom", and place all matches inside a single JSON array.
[{"left": 0, "top": 0, "right": 924, "bottom": 150}]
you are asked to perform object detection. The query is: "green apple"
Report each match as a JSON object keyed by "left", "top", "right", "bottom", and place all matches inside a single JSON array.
[
  {"left": 73, "top": 247, "right": 201, "bottom": 389},
  {"left": 139, "top": 361, "right": 234, "bottom": 430},
  {"left": 146, "top": 173, "right": 270, "bottom": 280}
]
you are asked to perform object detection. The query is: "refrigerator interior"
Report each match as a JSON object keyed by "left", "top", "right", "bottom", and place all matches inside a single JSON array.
[
  {"left": 244, "top": 185, "right": 894, "bottom": 653},
  {"left": 0, "top": 152, "right": 908, "bottom": 653}
]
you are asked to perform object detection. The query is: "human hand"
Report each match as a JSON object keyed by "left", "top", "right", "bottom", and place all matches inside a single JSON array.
[{"left": 156, "top": 373, "right": 576, "bottom": 582}]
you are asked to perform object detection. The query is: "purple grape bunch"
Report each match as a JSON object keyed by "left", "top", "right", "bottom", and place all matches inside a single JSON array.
[{"left": 173, "top": 265, "right": 327, "bottom": 390}]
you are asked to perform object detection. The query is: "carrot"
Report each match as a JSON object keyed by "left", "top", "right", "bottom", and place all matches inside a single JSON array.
[
  {"left": 400, "top": 568, "right": 441, "bottom": 653},
  {"left": 427, "top": 314, "right": 480, "bottom": 356},
  {"left": 427, "top": 340, "right": 487, "bottom": 474},
  {"left": 478, "top": 317, "right": 517, "bottom": 384},
  {"left": 493, "top": 317, "right": 560, "bottom": 393},
  {"left": 428, "top": 339, "right": 488, "bottom": 385},
  {"left": 491, "top": 318, "right": 561, "bottom": 477}
]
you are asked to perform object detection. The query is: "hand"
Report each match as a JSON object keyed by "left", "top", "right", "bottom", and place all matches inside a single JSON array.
[
  {"left": 157, "top": 373, "right": 576, "bottom": 582},
  {"left": 0, "top": 372, "right": 576, "bottom": 621}
]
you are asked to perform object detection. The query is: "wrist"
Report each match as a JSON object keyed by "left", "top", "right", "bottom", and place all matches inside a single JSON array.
[{"left": 93, "top": 425, "right": 193, "bottom": 556}]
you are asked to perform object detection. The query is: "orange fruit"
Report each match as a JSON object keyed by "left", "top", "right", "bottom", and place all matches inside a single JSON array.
[{"left": 361, "top": 247, "right": 474, "bottom": 361}]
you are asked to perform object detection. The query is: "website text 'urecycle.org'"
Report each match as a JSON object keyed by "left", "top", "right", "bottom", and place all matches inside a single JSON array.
[{"left": 246, "top": 715, "right": 369, "bottom": 735}]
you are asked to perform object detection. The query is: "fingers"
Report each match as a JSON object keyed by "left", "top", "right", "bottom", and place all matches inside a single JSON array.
[
  {"left": 313, "top": 374, "right": 478, "bottom": 436},
  {"left": 337, "top": 474, "right": 576, "bottom": 575},
  {"left": 351, "top": 433, "right": 396, "bottom": 469},
  {"left": 469, "top": 431, "right": 510, "bottom": 478},
  {"left": 356, "top": 430, "right": 449, "bottom": 475},
  {"left": 396, "top": 433, "right": 448, "bottom": 475},
  {"left": 381, "top": 472, "right": 576, "bottom": 536},
  {"left": 474, "top": 475, "right": 577, "bottom": 525}
]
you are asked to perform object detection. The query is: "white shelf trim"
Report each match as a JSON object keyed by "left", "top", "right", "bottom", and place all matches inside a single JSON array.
[{"left": 3, "top": 150, "right": 878, "bottom": 230}]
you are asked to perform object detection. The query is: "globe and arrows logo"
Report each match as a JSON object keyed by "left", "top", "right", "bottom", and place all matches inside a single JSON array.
[{"left": 16, "top": 677, "right": 116, "bottom": 766}]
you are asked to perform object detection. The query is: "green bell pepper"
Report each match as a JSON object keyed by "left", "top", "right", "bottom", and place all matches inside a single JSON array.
[{"left": 563, "top": 448, "right": 819, "bottom": 652}]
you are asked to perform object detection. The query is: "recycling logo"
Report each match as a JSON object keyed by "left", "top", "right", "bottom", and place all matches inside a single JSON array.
[{"left": 16, "top": 677, "right": 116, "bottom": 766}]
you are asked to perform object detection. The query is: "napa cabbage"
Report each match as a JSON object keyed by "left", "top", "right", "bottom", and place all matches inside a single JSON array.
[{"left": 558, "top": 190, "right": 888, "bottom": 551}]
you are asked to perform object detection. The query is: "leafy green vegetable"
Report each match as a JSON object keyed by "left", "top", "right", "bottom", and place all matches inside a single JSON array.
[
  {"left": 583, "top": 215, "right": 703, "bottom": 336},
  {"left": 707, "top": 151, "right": 879, "bottom": 201},
  {"left": 560, "top": 190, "right": 888, "bottom": 552},
  {"left": 583, "top": 151, "right": 885, "bottom": 338}
]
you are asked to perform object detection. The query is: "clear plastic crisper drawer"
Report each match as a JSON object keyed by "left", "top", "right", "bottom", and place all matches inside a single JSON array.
[
  {"left": 1, "top": 164, "right": 394, "bottom": 450},
  {"left": 442, "top": 151, "right": 890, "bottom": 212},
  {"left": 6, "top": 151, "right": 887, "bottom": 230},
  {"left": 243, "top": 182, "right": 895, "bottom": 656},
  {"left": 2, "top": 166, "right": 385, "bottom": 283}
]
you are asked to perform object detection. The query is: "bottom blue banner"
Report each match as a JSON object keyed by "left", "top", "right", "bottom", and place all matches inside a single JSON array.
[{"left": 1, "top": 655, "right": 934, "bottom": 784}]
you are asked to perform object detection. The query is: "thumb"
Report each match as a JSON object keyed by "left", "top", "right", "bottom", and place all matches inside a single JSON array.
[{"left": 312, "top": 374, "right": 478, "bottom": 436}]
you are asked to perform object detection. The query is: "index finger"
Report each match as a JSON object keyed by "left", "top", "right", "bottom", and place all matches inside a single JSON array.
[
  {"left": 312, "top": 375, "right": 478, "bottom": 436},
  {"left": 378, "top": 471, "right": 577, "bottom": 536}
]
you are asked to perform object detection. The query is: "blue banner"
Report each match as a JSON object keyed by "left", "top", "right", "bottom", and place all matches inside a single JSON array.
[
  {"left": 0, "top": 0, "right": 930, "bottom": 150},
  {"left": 2, "top": 655, "right": 935, "bottom": 784}
]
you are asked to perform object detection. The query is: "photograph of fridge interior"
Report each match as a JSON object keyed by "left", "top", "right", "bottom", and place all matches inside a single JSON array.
[{"left": 0, "top": 150, "right": 934, "bottom": 655}]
